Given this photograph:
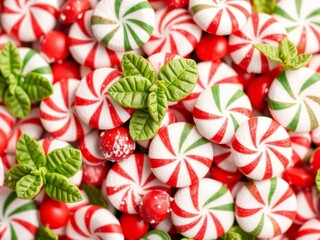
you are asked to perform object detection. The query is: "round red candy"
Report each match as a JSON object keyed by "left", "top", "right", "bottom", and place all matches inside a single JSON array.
[
  {"left": 283, "top": 166, "right": 314, "bottom": 187},
  {"left": 39, "top": 30, "right": 69, "bottom": 63},
  {"left": 40, "top": 196, "right": 70, "bottom": 229},
  {"left": 51, "top": 60, "right": 80, "bottom": 84},
  {"left": 81, "top": 162, "right": 109, "bottom": 186},
  {"left": 310, "top": 147, "right": 320, "bottom": 176},
  {"left": 98, "top": 127, "right": 135, "bottom": 162},
  {"left": 59, "top": 0, "right": 89, "bottom": 24},
  {"left": 119, "top": 214, "right": 149, "bottom": 240},
  {"left": 139, "top": 190, "right": 171, "bottom": 224},
  {"left": 210, "top": 166, "right": 243, "bottom": 184},
  {"left": 195, "top": 34, "right": 228, "bottom": 61},
  {"left": 0, "top": 129, "right": 7, "bottom": 156},
  {"left": 163, "top": 0, "right": 188, "bottom": 8}
]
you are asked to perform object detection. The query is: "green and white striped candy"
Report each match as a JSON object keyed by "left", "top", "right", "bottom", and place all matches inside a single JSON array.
[
  {"left": 268, "top": 67, "right": 320, "bottom": 132},
  {"left": 0, "top": 187, "right": 39, "bottom": 240},
  {"left": 91, "top": 0, "right": 155, "bottom": 51},
  {"left": 142, "top": 230, "right": 171, "bottom": 240},
  {"left": 18, "top": 47, "right": 53, "bottom": 83}
]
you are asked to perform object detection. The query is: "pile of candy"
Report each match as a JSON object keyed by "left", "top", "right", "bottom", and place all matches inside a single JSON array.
[{"left": 0, "top": 0, "right": 320, "bottom": 239}]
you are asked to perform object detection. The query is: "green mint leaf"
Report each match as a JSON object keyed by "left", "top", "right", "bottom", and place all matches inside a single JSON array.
[
  {"left": 122, "top": 53, "right": 156, "bottom": 82},
  {"left": 218, "top": 226, "right": 256, "bottom": 240},
  {"left": 253, "top": 43, "right": 282, "bottom": 62},
  {"left": 147, "top": 91, "right": 168, "bottom": 123},
  {"left": 129, "top": 108, "right": 161, "bottom": 141},
  {"left": 4, "top": 86, "right": 31, "bottom": 118},
  {"left": 280, "top": 37, "right": 297, "bottom": 60},
  {"left": 108, "top": 76, "right": 152, "bottom": 108},
  {"left": 16, "top": 134, "right": 46, "bottom": 168},
  {"left": 0, "top": 41, "right": 22, "bottom": 77},
  {"left": 5, "top": 164, "right": 35, "bottom": 190},
  {"left": 253, "top": 0, "right": 276, "bottom": 14},
  {"left": 316, "top": 169, "right": 320, "bottom": 191},
  {"left": 36, "top": 226, "right": 58, "bottom": 240},
  {"left": 81, "top": 184, "right": 109, "bottom": 208},
  {"left": 20, "top": 72, "right": 53, "bottom": 101},
  {"left": 44, "top": 172, "right": 82, "bottom": 202},
  {"left": 158, "top": 58, "right": 198, "bottom": 102},
  {"left": 142, "top": 230, "right": 171, "bottom": 240},
  {"left": 0, "top": 75, "right": 7, "bottom": 102},
  {"left": 46, "top": 147, "right": 82, "bottom": 178},
  {"left": 283, "top": 54, "right": 313, "bottom": 70},
  {"left": 16, "top": 173, "right": 43, "bottom": 199}
]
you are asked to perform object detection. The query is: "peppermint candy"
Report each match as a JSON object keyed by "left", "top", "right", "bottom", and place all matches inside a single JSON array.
[
  {"left": 0, "top": 154, "right": 16, "bottom": 174},
  {"left": 311, "top": 127, "right": 320, "bottom": 146},
  {"left": 0, "top": 27, "right": 21, "bottom": 50},
  {"left": 169, "top": 103, "right": 194, "bottom": 123},
  {"left": 308, "top": 54, "right": 320, "bottom": 73},
  {"left": 171, "top": 178, "right": 234, "bottom": 239},
  {"left": 226, "top": 181, "right": 246, "bottom": 199},
  {"left": 105, "top": 154, "right": 170, "bottom": 214},
  {"left": 68, "top": 10, "right": 127, "bottom": 69},
  {"left": 0, "top": 187, "right": 39, "bottom": 240},
  {"left": 40, "top": 79, "right": 92, "bottom": 142},
  {"left": 1, "top": 0, "right": 59, "bottom": 42},
  {"left": 91, "top": 0, "right": 155, "bottom": 51},
  {"left": 296, "top": 218, "right": 320, "bottom": 240},
  {"left": 66, "top": 205, "right": 124, "bottom": 240},
  {"left": 7, "top": 108, "right": 44, "bottom": 154},
  {"left": 149, "top": 122, "right": 214, "bottom": 187},
  {"left": 0, "top": 104, "right": 16, "bottom": 136},
  {"left": 212, "top": 143, "right": 238, "bottom": 173},
  {"left": 0, "top": 159, "right": 3, "bottom": 192},
  {"left": 231, "top": 117, "right": 292, "bottom": 180},
  {"left": 182, "top": 61, "right": 242, "bottom": 112},
  {"left": 268, "top": 67, "right": 320, "bottom": 133},
  {"left": 273, "top": 0, "right": 320, "bottom": 54},
  {"left": 143, "top": 7, "right": 202, "bottom": 57},
  {"left": 288, "top": 131, "right": 311, "bottom": 165},
  {"left": 147, "top": 52, "right": 182, "bottom": 74},
  {"left": 235, "top": 177, "right": 297, "bottom": 238},
  {"left": 189, "top": 0, "right": 252, "bottom": 35},
  {"left": 74, "top": 68, "right": 134, "bottom": 130},
  {"left": 38, "top": 137, "right": 70, "bottom": 155},
  {"left": 229, "top": 13, "right": 286, "bottom": 73},
  {"left": 194, "top": 84, "right": 252, "bottom": 144},
  {"left": 79, "top": 130, "right": 105, "bottom": 166},
  {"left": 152, "top": 216, "right": 176, "bottom": 235}
]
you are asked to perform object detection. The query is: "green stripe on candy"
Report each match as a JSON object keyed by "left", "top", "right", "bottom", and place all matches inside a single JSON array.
[
  {"left": 123, "top": 25, "right": 132, "bottom": 51},
  {"left": 3, "top": 191, "right": 16, "bottom": 216},
  {"left": 22, "top": 49, "right": 36, "bottom": 72},
  {"left": 226, "top": 89, "right": 245, "bottom": 109},
  {"left": 273, "top": 6, "right": 296, "bottom": 22},
  {"left": 268, "top": 178, "right": 277, "bottom": 206},
  {"left": 123, "top": 1, "right": 152, "bottom": 18},
  {"left": 185, "top": 137, "right": 209, "bottom": 153},
  {"left": 143, "top": 230, "right": 171, "bottom": 240},
  {"left": 115, "top": 0, "right": 122, "bottom": 20},
  {"left": 190, "top": 4, "right": 216, "bottom": 16},
  {"left": 31, "top": 66, "right": 52, "bottom": 75},
  {"left": 203, "top": 185, "right": 228, "bottom": 208},
  {"left": 101, "top": 26, "right": 121, "bottom": 48},
  {"left": 212, "top": 85, "right": 222, "bottom": 113},
  {"left": 230, "top": 114, "right": 239, "bottom": 131},
  {"left": 250, "top": 213, "right": 265, "bottom": 236},
  {"left": 295, "top": 0, "right": 302, "bottom": 17},
  {"left": 286, "top": 104, "right": 302, "bottom": 131},
  {"left": 179, "top": 123, "right": 192, "bottom": 153},
  {"left": 209, "top": 203, "right": 234, "bottom": 211},
  {"left": 268, "top": 98, "right": 295, "bottom": 110},
  {"left": 286, "top": 26, "right": 298, "bottom": 33},
  {"left": 91, "top": 16, "right": 117, "bottom": 25},
  {"left": 127, "top": 19, "right": 153, "bottom": 35},
  {"left": 306, "top": 8, "right": 320, "bottom": 19},
  {"left": 8, "top": 202, "right": 37, "bottom": 217},
  {"left": 277, "top": 73, "right": 296, "bottom": 100},
  {"left": 304, "top": 100, "right": 319, "bottom": 130},
  {"left": 126, "top": 23, "right": 144, "bottom": 49},
  {"left": 307, "top": 95, "right": 320, "bottom": 105},
  {"left": 299, "top": 73, "right": 320, "bottom": 94},
  {"left": 10, "top": 224, "right": 18, "bottom": 240}
]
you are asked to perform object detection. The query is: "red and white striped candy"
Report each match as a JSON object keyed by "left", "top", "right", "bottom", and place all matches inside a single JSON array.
[
  {"left": 194, "top": 84, "right": 252, "bottom": 144},
  {"left": 189, "top": 0, "right": 252, "bottom": 35},
  {"left": 308, "top": 54, "right": 320, "bottom": 73},
  {"left": 38, "top": 137, "right": 70, "bottom": 155},
  {"left": 182, "top": 61, "right": 242, "bottom": 113},
  {"left": 66, "top": 189, "right": 90, "bottom": 213},
  {"left": 236, "top": 178, "right": 297, "bottom": 238},
  {"left": 229, "top": 13, "right": 286, "bottom": 74},
  {"left": 19, "top": 47, "right": 53, "bottom": 84},
  {"left": 79, "top": 130, "right": 105, "bottom": 166},
  {"left": 288, "top": 131, "right": 311, "bottom": 165},
  {"left": 231, "top": 117, "right": 292, "bottom": 180},
  {"left": 212, "top": 143, "right": 238, "bottom": 173},
  {"left": 296, "top": 218, "right": 320, "bottom": 240},
  {"left": 106, "top": 154, "right": 170, "bottom": 214},
  {"left": 7, "top": 108, "right": 44, "bottom": 154},
  {"left": 68, "top": 10, "right": 126, "bottom": 69},
  {"left": 149, "top": 122, "right": 214, "bottom": 188},
  {"left": 0, "top": 154, "right": 16, "bottom": 174},
  {"left": 0, "top": 187, "right": 39, "bottom": 240},
  {"left": 226, "top": 181, "right": 246, "bottom": 199},
  {"left": 1, "top": 0, "right": 59, "bottom": 42},
  {"left": 79, "top": 65, "right": 93, "bottom": 79},
  {"left": 147, "top": 52, "right": 182, "bottom": 74},
  {"left": 0, "top": 104, "right": 16, "bottom": 136},
  {"left": 0, "top": 27, "right": 21, "bottom": 50},
  {"left": 66, "top": 205, "right": 124, "bottom": 240},
  {"left": 40, "top": 79, "right": 92, "bottom": 142},
  {"left": 74, "top": 68, "right": 134, "bottom": 130},
  {"left": 169, "top": 103, "right": 194, "bottom": 123},
  {"left": 295, "top": 187, "right": 320, "bottom": 225},
  {"left": 143, "top": 7, "right": 202, "bottom": 57},
  {"left": 171, "top": 178, "right": 234, "bottom": 239},
  {"left": 136, "top": 108, "right": 175, "bottom": 149},
  {"left": 0, "top": 159, "right": 3, "bottom": 192},
  {"left": 101, "top": 179, "right": 117, "bottom": 215},
  {"left": 311, "top": 127, "right": 320, "bottom": 146},
  {"left": 273, "top": 0, "right": 320, "bottom": 54},
  {"left": 152, "top": 215, "right": 176, "bottom": 235}
]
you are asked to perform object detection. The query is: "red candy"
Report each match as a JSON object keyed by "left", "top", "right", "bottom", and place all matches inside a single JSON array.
[
  {"left": 139, "top": 190, "right": 171, "bottom": 224},
  {"left": 39, "top": 30, "right": 69, "bottom": 63},
  {"left": 119, "top": 214, "right": 149, "bottom": 240},
  {"left": 195, "top": 34, "right": 229, "bottom": 61},
  {"left": 81, "top": 162, "right": 109, "bottom": 186},
  {"left": 51, "top": 60, "right": 80, "bottom": 84},
  {"left": 98, "top": 127, "right": 135, "bottom": 162},
  {"left": 163, "top": 0, "right": 188, "bottom": 8},
  {"left": 0, "top": 129, "right": 7, "bottom": 156},
  {"left": 59, "top": 0, "right": 89, "bottom": 24},
  {"left": 310, "top": 148, "right": 320, "bottom": 176},
  {"left": 283, "top": 166, "right": 315, "bottom": 187},
  {"left": 210, "top": 166, "right": 243, "bottom": 184}
]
